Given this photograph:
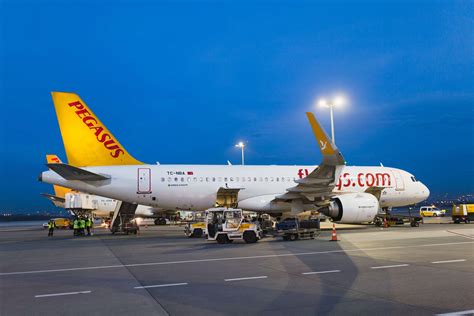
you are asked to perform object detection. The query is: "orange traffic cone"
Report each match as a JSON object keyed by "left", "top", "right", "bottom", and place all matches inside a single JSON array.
[
  {"left": 330, "top": 223, "right": 338, "bottom": 241},
  {"left": 383, "top": 217, "right": 389, "bottom": 228}
]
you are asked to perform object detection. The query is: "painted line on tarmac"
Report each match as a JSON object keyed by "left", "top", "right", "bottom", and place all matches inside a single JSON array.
[
  {"left": 35, "top": 291, "right": 91, "bottom": 298},
  {"left": 302, "top": 270, "right": 341, "bottom": 275},
  {"left": 431, "top": 259, "right": 466, "bottom": 264},
  {"left": 437, "top": 309, "right": 474, "bottom": 316},
  {"left": 134, "top": 283, "right": 188, "bottom": 289},
  {"left": 446, "top": 230, "right": 474, "bottom": 240},
  {"left": 224, "top": 276, "right": 268, "bottom": 282},
  {"left": 371, "top": 264, "right": 409, "bottom": 269},
  {"left": 1, "top": 241, "right": 472, "bottom": 276}
]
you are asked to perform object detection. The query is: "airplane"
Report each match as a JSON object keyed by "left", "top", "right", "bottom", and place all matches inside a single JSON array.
[
  {"left": 39, "top": 92, "right": 430, "bottom": 225},
  {"left": 42, "top": 154, "right": 170, "bottom": 222}
]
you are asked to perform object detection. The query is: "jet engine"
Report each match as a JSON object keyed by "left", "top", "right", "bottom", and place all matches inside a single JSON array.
[{"left": 319, "top": 193, "right": 379, "bottom": 223}]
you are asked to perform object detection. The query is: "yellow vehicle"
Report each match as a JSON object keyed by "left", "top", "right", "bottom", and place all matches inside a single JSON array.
[
  {"left": 452, "top": 204, "right": 474, "bottom": 224},
  {"left": 419, "top": 206, "right": 446, "bottom": 217},
  {"left": 42, "top": 218, "right": 71, "bottom": 229},
  {"left": 205, "top": 208, "right": 262, "bottom": 244},
  {"left": 184, "top": 222, "right": 206, "bottom": 238}
]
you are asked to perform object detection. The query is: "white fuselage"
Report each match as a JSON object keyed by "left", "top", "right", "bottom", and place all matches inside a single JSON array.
[{"left": 41, "top": 164, "right": 430, "bottom": 213}]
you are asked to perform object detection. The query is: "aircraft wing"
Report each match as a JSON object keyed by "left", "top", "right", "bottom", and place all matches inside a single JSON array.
[
  {"left": 275, "top": 112, "right": 345, "bottom": 205},
  {"left": 46, "top": 163, "right": 110, "bottom": 181}
]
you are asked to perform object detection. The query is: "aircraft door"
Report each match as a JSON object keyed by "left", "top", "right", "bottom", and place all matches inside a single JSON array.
[
  {"left": 215, "top": 188, "right": 240, "bottom": 208},
  {"left": 391, "top": 170, "right": 405, "bottom": 191},
  {"left": 137, "top": 168, "right": 152, "bottom": 194}
]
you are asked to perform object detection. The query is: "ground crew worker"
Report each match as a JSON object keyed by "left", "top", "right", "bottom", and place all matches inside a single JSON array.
[
  {"left": 86, "top": 217, "right": 92, "bottom": 236},
  {"left": 73, "top": 218, "right": 79, "bottom": 236},
  {"left": 79, "top": 217, "right": 86, "bottom": 236},
  {"left": 47, "top": 220, "right": 56, "bottom": 237}
]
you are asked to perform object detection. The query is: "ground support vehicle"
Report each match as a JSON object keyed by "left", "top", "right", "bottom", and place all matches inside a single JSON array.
[
  {"left": 452, "top": 204, "right": 474, "bottom": 224},
  {"left": 419, "top": 206, "right": 446, "bottom": 217},
  {"left": 205, "top": 208, "right": 263, "bottom": 244},
  {"left": 275, "top": 218, "right": 320, "bottom": 241},
  {"left": 374, "top": 212, "right": 422, "bottom": 227},
  {"left": 185, "top": 222, "right": 206, "bottom": 238},
  {"left": 42, "top": 218, "right": 71, "bottom": 229}
]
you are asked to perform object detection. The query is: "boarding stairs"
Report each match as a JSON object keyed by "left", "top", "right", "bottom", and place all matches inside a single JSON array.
[{"left": 110, "top": 201, "right": 138, "bottom": 233}]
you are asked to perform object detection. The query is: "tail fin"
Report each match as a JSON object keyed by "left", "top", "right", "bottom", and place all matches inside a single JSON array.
[
  {"left": 51, "top": 92, "right": 143, "bottom": 167},
  {"left": 46, "top": 154, "right": 72, "bottom": 198},
  {"left": 306, "top": 112, "right": 345, "bottom": 166}
]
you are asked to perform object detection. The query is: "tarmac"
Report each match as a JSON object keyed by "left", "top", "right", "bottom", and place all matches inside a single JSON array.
[{"left": 0, "top": 220, "right": 473, "bottom": 315}]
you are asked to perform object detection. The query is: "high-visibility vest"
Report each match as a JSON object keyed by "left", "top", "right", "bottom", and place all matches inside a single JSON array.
[
  {"left": 86, "top": 219, "right": 92, "bottom": 228},
  {"left": 48, "top": 222, "right": 54, "bottom": 229},
  {"left": 73, "top": 220, "right": 79, "bottom": 229},
  {"left": 79, "top": 220, "right": 85, "bottom": 228}
]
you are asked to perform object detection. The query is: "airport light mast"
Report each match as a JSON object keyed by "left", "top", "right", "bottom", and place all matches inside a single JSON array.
[
  {"left": 317, "top": 95, "right": 346, "bottom": 144},
  {"left": 235, "top": 142, "right": 245, "bottom": 165}
]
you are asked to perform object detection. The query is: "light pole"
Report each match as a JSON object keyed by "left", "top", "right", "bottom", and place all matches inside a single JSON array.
[
  {"left": 235, "top": 142, "right": 245, "bottom": 165},
  {"left": 317, "top": 95, "right": 346, "bottom": 144}
]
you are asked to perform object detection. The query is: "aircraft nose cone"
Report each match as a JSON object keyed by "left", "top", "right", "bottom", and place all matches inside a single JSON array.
[{"left": 421, "top": 183, "right": 430, "bottom": 200}]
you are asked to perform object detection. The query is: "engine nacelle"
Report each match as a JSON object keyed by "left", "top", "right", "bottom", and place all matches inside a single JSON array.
[{"left": 320, "top": 193, "right": 379, "bottom": 223}]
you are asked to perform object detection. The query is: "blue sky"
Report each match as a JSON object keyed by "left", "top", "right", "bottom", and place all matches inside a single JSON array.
[{"left": 1, "top": 0, "right": 473, "bottom": 211}]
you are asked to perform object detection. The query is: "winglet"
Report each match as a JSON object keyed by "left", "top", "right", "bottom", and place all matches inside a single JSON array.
[{"left": 306, "top": 112, "right": 345, "bottom": 165}]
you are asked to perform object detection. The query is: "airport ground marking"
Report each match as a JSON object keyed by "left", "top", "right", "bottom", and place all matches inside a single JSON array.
[
  {"left": 1, "top": 240, "right": 473, "bottom": 276},
  {"left": 431, "top": 259, "right": 466, "bottom": 264},
  {"left": 371, "top": 264, "right": 409, "bottom": 269},
  {"left": 446, "top": 230, "right": 474, "bottom": 240},
  {"left": 224, "top": 276, "right": 268, "bottom": 282},
  {"left": 35, "top": 291, "right": 91, "bottom": 298},
  {"left": 302, "top": 270, "right": 341, "bottom": 275},
  {"left": 134, "top": 283, "right": 188, "bottom": 289},
  {"left": 436, "top": 310, "right": 474, "bottom": 316}
]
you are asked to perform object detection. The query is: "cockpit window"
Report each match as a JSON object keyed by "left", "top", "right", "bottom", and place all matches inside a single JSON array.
[{"left": 411, "top": 176, "right": 418, "bottom": 182}]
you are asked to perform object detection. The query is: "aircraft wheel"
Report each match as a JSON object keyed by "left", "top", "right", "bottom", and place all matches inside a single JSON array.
[{"left": 289, "top": 234, "right": 298, "bottom": 241}]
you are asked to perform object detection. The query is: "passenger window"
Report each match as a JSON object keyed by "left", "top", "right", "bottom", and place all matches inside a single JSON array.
[
  {"left": 193, "top": 177, "right": 197, "bottom": 182},
  {"left": 218, "top": 177, "right": 222, "bottom": 182},
  {"left": 206, "top": 177, "right": 209, "bottom": 182},
  {"left": 212, "top": 177, "right": 216, "bottom": 182},
  {"left": 259, "top": 177, "right": 263, "bottom": 182},
  {"left": 174, "top": 177, "right": 178, "bottom": 182},
  {"left": 236, "top": 177, "right": 239, "bottom": 182},
  {"left": 248, "top": 177, "right": 252, "bottom": 182},
  {"left": 242, "top": 177, "right": 245, "bottom": 182},
  {"left": 230, "top": 177, "right": 234, "bottom": 182},
  {"left": 161, "top": 177, "right": 165, "bottom": 182},
  {"left": 181, "top": 177, "right": 185, "bottom": 182},
  {"left": 167, "top": 177, "right": 172, "bottom": 182},
  {"left": 276, "top": 177, "right": 279, "bottom": 182},
  {"left": 224, "top": 177, "right": 228, "bottom": 182},
  {"left": 265, "top": 177, "right": 268, "bottom": 182},
  {"left": 187, "top": 177, "right": 191, "bottom": 182},
  {"left": 270, "top": 177, "right": 274, "bottom": 182},
  {"left": 199, "top": 177, "right": 203, "bottom": 182}
]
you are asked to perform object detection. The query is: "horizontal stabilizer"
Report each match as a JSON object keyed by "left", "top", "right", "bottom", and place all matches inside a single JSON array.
[
  {"left": 40, "top": 193, "right": 66, "bottom": 207},
  {"left": 46, "top": 163, "right": 110, "bottom": 181},
  {"left": 40, "top": 193, "right": 66, "bottom": 203}
]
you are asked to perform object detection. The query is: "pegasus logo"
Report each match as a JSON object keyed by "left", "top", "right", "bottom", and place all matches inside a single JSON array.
[
  {"left": 319, "top": 140, "right": 327, "bottom": 150},
  {"left": 68, "top": 101, "right": 125, "bottom": 159}
]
